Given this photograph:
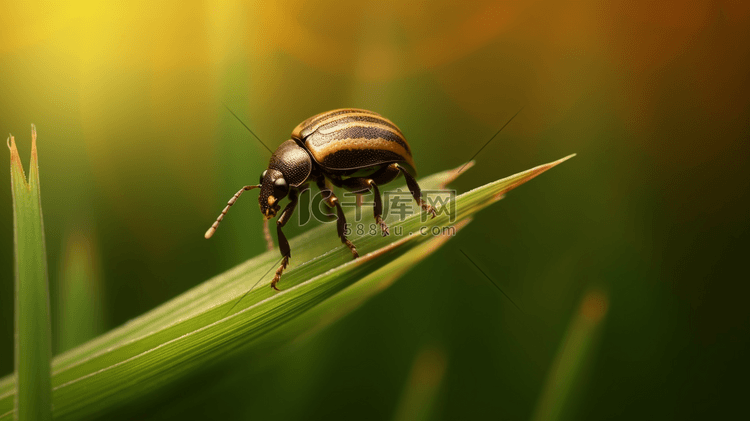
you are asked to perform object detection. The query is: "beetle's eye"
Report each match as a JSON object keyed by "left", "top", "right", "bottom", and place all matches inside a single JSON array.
[
  {"left": 259, "top": 170, "right": 267, "bottom": 185},
  {"left": 273, "top": 178, "right": 288, "bottom": 196}
]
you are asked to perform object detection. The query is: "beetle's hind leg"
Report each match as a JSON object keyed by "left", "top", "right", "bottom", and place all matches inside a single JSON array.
[
  {"left": 340, "top": 177, "right": 389, "bottom": 236},
  {"left": 392, "top": 164, "right": 437, "bottom": 218},
  {"left": 271, "top": 190, "right": 298, "bottom": 290}
]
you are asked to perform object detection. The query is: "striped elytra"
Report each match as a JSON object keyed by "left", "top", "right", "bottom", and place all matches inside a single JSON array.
[{"left": 291, "top": 108, "right": 416, "bottom": 173}]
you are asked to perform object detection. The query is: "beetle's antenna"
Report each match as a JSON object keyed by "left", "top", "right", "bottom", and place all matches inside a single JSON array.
[
  {"left": 262, "top": 219, "right": 274, "bottom": 251},
  {"left": 458, "top": 106, "right": 524, "bottom": 174},
  {"left": 205, "top": 185, "right": 261, "bottom": 239},
  {"left": 223, "top": 256, "right": 283, "bottom": 318},
  {"left": 221, "top": 101, "right": 273, "bottom": 154},
  {"left": 459, "top": 249, "right": 523, "bottom": 313}
]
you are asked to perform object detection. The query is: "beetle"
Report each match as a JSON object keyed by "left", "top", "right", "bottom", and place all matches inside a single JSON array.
[{"left": 205, "top": 108, "right": 436, "bottom": 290}]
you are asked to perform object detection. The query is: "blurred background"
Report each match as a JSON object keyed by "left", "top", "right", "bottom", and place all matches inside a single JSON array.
[{"left": 1, "top": 0, "right": 749, "bottom": 419}]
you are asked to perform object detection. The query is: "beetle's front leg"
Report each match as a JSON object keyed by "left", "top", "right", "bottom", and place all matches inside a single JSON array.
[{"left": 271, "top": 190, "right": 298, "bottom": 291}]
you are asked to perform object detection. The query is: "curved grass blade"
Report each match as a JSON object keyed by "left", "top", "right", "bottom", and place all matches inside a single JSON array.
[
  {"left": 7, "top": 126, "right": 53, "bottom": 421},
  {"left": 530, "top": 289, "right": 609, "bottom": 421},
  {"left": 0, "top": 155, "right": 574, "bottom": 421},
  {"left": 393, "top": 345, "right": 448, "bottom": 421},
  {"left": 55, "top": 229, "right": 105, "bottom": 354}
]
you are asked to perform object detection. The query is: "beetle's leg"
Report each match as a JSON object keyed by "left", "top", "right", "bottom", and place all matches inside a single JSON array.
[
  {"left": 316, "top": 178, "right": 337, "bottom": 220},
  {"left": 393, "top": 164, "right": 437, "bottom": 218},
  {"left": 317, "top": 177, "right": 358, "bottom": 257},
  {"left": 332, "top": 195, "right": 358, "bottom": 258},
  {"left": 368, "top": 182, "right": 389, "bottom": 235},
  {"left": 318, "top": 185, "right": 358, "bottom": 258},
  {"left": 270, "top": 190, "right": 298, "bottom": 291},
  {"left": 369, "top": 164, "right": 401, "bottom": 185},
  {"left": 340, "top": 177, "right": 389, "bottom": 236}
]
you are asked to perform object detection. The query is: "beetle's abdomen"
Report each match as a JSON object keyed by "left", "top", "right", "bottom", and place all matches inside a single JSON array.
[{"left": 291, "top": 108, "right": 416, "bottom": 173}]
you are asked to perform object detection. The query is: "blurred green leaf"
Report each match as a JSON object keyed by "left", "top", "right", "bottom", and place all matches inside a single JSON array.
[
  {"left": 7, "top": 126, "right": 53, "bottom": 421},
  {"left": 531, "top": 289, "right": 609, "bottom": 421},
  {"left": 393, "top": 346, "right": 448, "bottom": 421},
  {"left": 54, "top": 230, "right": 105, "bottom": 354},
  {"left": 0, "top": 155, "right": 573, "bottom": 421}
]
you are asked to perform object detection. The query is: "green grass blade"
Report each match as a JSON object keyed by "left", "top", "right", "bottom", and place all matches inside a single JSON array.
[
  {"left": 271, "top": 217, "right": 473, "bottom": 348},
  {"left": 0, "top": 155, "right": 573, "bottom": 421},
  {"left": 393, "top": 346, "right": 448, "bottom": 421},
  {"left": 8, "top": 126, "right": 53, "bottom": 421},
  {"left": 530, "top": 289, "right": 609, "bottom": 421},
  {"left": 54, "top": 230, "right": 104, "bottom": 354}
]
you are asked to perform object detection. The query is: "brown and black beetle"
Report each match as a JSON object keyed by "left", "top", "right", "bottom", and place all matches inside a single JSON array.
[{"left": 205, "top": 108, "right": 435, "bottom": 290}]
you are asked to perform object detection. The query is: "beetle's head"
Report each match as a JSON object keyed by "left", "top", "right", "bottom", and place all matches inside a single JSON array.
[{"left": 258, "top": 168, "right": 288, "bottom": 219}]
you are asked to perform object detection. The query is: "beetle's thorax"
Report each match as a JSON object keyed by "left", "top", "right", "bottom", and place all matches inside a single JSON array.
[{"left": 268, "top": 140, "right": 313, "bottom": 187}]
